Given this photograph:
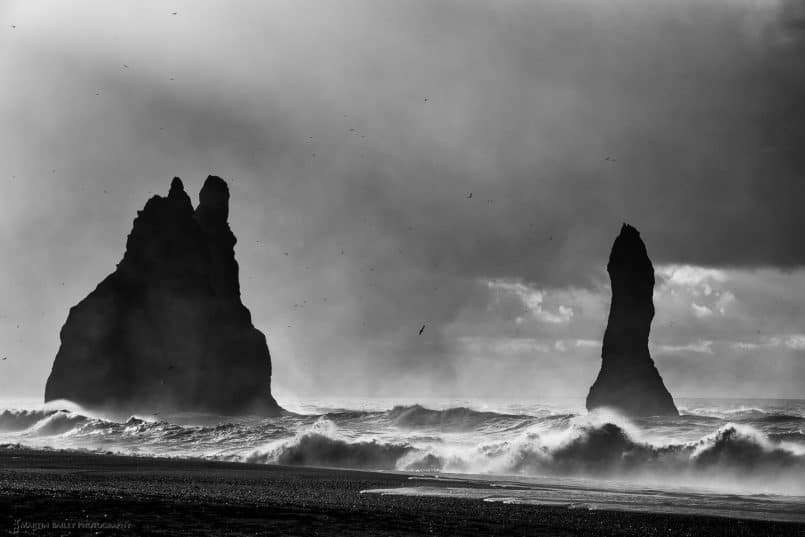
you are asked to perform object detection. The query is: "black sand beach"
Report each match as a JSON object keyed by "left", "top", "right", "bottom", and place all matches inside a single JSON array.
[{"left": 1, "top": 448, "right": 802, "bottom": 536}]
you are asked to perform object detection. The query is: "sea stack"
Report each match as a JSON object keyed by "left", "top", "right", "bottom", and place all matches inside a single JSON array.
[
  {"left": 45, "top": 176, "right": 282, "bottom": 416},
  {"left": 586, "top": 224, "right": 678, "bottom": 417}
]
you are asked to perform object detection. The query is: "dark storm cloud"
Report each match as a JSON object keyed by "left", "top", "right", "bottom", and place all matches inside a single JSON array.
[{"left": 1, "top": 0, "right": 804, "bottom": 397}]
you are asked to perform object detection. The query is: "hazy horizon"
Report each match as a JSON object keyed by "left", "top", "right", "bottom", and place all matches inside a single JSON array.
[{"left": 2, "top": 0, "right": 804, "bottom": 402}]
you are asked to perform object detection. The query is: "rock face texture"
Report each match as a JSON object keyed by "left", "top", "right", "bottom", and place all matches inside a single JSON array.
[
  {"left": 586, "top": 224, "right": 678, "bottom": 417},
  {"left": 45, "top": 176, "right": 282, "bottom": 416}
]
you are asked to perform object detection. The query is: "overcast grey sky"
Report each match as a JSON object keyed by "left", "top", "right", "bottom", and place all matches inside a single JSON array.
[{"left": 1, "top": 0, "right": 803, "bottom": 402}]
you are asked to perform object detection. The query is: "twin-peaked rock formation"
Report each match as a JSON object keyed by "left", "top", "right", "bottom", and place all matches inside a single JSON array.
[
  {"left": 586, "top": 224, "right": 679, "bottom": 417},
  {"left": 45, "top": 177, "right": 281, "bottom": 416}
]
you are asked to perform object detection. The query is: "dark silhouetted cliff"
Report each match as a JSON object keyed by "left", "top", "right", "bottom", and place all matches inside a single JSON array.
[
  {"left": 586, "top": 224, "right": 678, "bottom": 417},
  {"left": 45, "top": 176, "right": 281, "bottom": 416}
]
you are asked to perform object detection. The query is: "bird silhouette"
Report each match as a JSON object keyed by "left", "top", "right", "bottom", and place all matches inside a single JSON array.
[
  {"left": 467, "top": 192, "right": 473, "bottom": 199},
  {"left": 419, "top": 324, "right": 426, "bottom": 335}
]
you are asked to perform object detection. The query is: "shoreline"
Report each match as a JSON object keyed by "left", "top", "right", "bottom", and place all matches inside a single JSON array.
[{"left": 1, "top": 447, "right": 803, "bottom": 536}]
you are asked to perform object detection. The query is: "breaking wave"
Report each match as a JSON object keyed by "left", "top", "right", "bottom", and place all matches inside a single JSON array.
[
  {"left": 244, "top": 418, "right": 412, "bottom": 469},
  {"left": 27, "top": 411, "right": 92, "bottom": 436},
  {"left": 0, "top": 409, "right": 62, "bottom": 432},
  {"left": 0, "top": 408, "right": 100, "bottom": 436}
]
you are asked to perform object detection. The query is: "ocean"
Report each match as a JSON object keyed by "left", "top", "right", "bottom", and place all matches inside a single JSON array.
[{"left": 1, "top": 397, "right": 803, "bottom": 523}]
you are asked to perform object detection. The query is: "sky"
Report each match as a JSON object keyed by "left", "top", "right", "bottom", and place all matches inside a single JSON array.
[{"left": 0, "top": 0, "right": 803, "bottom": 402}]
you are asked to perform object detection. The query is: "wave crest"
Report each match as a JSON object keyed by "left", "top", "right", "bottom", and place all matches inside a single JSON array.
[
  {"left": 0, "top": 409, "right": 60, "bottom": 432},
  {"left": 692, "top": 425, "right": 802, "bottom": 470},
  {"left": 387, "top": 404, "right": 529, "bottom": 431},
  {"left": 0, "top": 409, "right": 99, "bottom": 437},
  {"left": 246, "top": 419, "right": 412, "bottom": 469}
]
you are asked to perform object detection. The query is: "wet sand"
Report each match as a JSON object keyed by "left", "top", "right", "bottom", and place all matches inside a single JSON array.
[{"left": 0, "top": 447, "right": 802, "bottom": 536}]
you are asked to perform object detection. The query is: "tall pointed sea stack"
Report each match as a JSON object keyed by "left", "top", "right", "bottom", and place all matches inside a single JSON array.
[
  {"left": 586, "top": 224, "right": 678, "bottom": 417},
  {"left": 45, "top": 176, "right": 282, "bottom": 416}
]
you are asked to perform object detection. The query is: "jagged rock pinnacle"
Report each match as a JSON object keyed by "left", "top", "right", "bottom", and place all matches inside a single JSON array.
[
  {"left": 45, "top": 176, "right": 281, "bottom": 416},
  {"left": 586, "top": 224, "right": 679, "bottom": 417},
  {"left": 197, "top": 175, "right": 230, "bottom": 223},
  {"left": 167, "top": 177, "right": 192, "bottom": 207},
  {"left": 169, "top": 176, "right": 185, "bottom": 196}
]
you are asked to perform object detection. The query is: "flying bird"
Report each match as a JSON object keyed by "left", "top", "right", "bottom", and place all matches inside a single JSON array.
[
  {"left": 419, "top": 324, "right": 426, "bottom": 335},
  {"left": 467, "top": 192, "right": 472, "bottom": 199}
]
